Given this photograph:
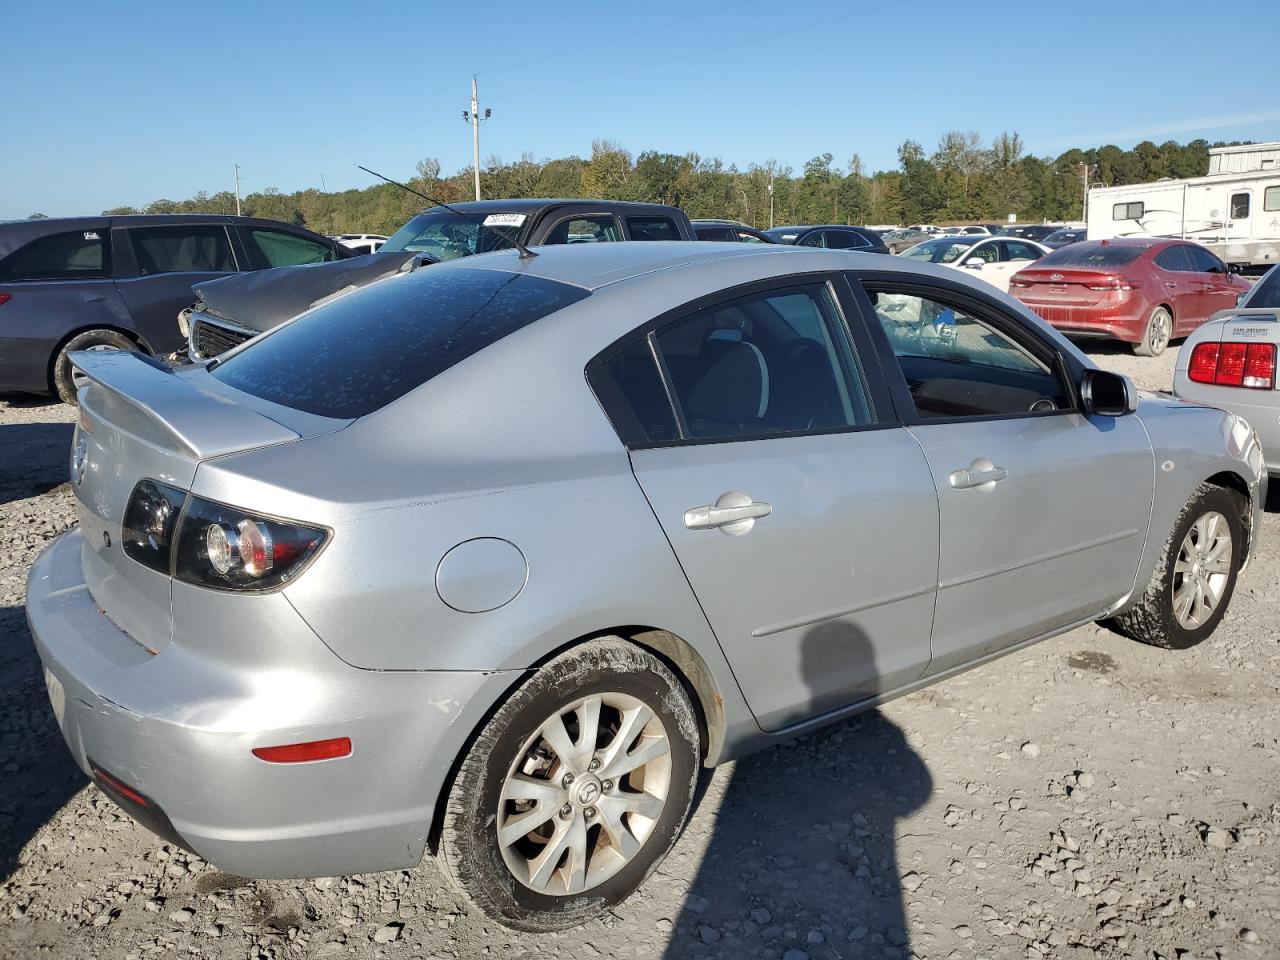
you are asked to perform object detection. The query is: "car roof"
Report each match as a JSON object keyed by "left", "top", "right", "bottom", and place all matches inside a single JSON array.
[
  {"left": 411, "top": 199, "right": 683, "bottom": 215},
  {"left": 428, "top": 240, "right": 964, "bottom": 293}
]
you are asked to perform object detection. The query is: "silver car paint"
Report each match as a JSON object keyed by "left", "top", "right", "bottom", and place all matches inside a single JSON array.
[{"left": 26, "top": 242, "right": 1265, "bottom": 883}]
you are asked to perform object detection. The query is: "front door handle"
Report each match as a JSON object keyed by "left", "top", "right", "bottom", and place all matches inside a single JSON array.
[
  {"left": 684, "top": 491, "right": 772, "bottom": 536},
  {"left": 949, "top": 458, "right": 1008, "bottom": 491}
]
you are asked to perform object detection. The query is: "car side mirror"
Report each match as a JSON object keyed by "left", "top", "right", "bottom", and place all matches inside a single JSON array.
[
  {"left": 1227, "top": 262, "right": 1244, "bottom": 275},
  {"left": 1081, "top": 368, "right": 1137, "bottom": 417},
  {"left": 965, "top": 259, "right": 984, "bottom": 269}
]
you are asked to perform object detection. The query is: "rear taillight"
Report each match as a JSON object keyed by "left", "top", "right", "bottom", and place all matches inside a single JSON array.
[
  {"left": 1009, "top": 279, "right": 1030, "bottom": 289},
  {"left": 122, "top": 481, "right": 327, "bottom": 590},
  {"left": 1188, "top": 341, "right": 1276, "bottom": 389},
  {"left": 1085, "top": 276, "right": 1134, "bottom": 291},
  {"left": 0, "top": 293, "right": 11, "bottom": 307}
]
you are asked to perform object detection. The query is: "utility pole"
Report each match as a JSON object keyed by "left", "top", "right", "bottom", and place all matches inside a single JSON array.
[
  {"left": 767, "top": 173, "right": 775, "bottom": 230},
  {"left": 234, "top": 163, "right": 242, "bottom": 217},
  {"left": 461, "top": 76, "right": 491, "bottom": 201},
  {"left": 1080, "top": 161, "right": 1088, "bottom": 224}
]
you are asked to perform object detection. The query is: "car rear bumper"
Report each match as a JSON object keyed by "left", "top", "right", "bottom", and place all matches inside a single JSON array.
[
  {"left": 26, "top": 529, "right": 518, "bottom": 878},
  {"left": 1014, "top": 298, "right": 1147, "bottom": 343}
]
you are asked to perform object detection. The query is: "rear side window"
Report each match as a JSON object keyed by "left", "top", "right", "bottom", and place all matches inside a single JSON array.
[
  {"left": 212, "top": 268, "right": 589, "bottom": 418},
  {"left": 1266, "top": 186, "right": 1280, "bottom": 212},
  {"left": 627, "top": 217, "right": 679, "bottom": 241},
  {"left": 1112, "top": 201, "right": 1144, "bottom": 220},
  {"left": 1004, "top": 240, "right": 1042, "bottom": 262},
  {"left": 1245, "top": 267, "right": 1280, "bottom": 308},
  {"left": 128, "top": 225, "right": 235, "bottom": 274},
  {"left": 591, "top": 285, "right": 872, "bottom": 445},
  {"left": 694, "top": 226, "right": 734, "bottom": 242},
  {"left": 543, "top": 216, "right": 622, "bottom": 245},
  {"left": 0, "top": 229, "right": 110, "bottom": 281},
  {"left": 822, "top": 231, "right": 867, "bottom": 250},
  {"left": 246, "top": 228, "right": 339, "bottom": 268}
]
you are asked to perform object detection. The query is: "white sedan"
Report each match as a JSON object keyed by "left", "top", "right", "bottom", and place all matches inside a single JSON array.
[{"left": 899, "top": 235, "right": 1050, "bottom": 292}]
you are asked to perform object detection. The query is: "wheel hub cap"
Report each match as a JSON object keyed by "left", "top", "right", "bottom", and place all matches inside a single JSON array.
[{"left": 574, "top": 777, "right": 602, "bottom": 807}]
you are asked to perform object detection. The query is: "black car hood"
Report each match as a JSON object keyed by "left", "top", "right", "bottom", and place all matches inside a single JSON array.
[{"left": 192, "top": 251, "right": 429, "bottom": 331}]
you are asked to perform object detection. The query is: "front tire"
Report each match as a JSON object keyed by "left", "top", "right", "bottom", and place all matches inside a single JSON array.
[
  {"left": 439, "top": 638, "right": 700, "bottom": 931},
  {"left": 1133, "top": 306, "right": 1172, "bottom": 357},
  {"left": 1112, "top": 483, "right": 1244, "bottom": 649},
  {"left": 52, "top": 329, "right": 136, "bottom": 405}
]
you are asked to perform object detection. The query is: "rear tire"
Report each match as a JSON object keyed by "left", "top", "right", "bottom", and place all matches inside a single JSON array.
[
  {"left": 52, "top": 329, "right": 136, "bottom": 405},
  {"left": 1110, "top": 483, "right": 1244, "bottom": 649},
  {"left": 439, "top": 638, "right": 700, "bottom": 931},
  {"left": 1133, "top": 306, "right": 1172, "bottom": 357}
]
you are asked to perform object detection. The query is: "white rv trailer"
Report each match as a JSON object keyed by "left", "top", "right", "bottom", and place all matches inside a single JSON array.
[{"left": 1087, "top": 141, "right": 1280, "bottom": 270}]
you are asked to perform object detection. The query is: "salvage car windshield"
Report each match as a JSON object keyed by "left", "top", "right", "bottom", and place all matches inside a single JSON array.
[
  {"left": 211, "top": 268, "right": 589, "bottom": 418},
  {"left": 381, "top": 211, "right": 521, "bottom": 261}
]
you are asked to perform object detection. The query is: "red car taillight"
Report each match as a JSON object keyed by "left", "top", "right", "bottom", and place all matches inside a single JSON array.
[
  {"left": 1085, "top": 275, "right": 1134, "bottom": 291},
  {"left": 1188, "top": 341, "right": 1276, "bottom": 389},
  {"left": 122, "top": 480, "right": 328, "bottom": 590},
  {"left": 0, "top": 293, "right": 11, "bottom": 307}
]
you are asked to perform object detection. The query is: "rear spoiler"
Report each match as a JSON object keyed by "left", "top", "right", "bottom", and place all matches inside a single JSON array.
[
  {"left": 71, "top": 351, "right": 298, "bottom": 459},
  {"left": 1207, "top": 307, "right": 1280, "bottom": 324}
]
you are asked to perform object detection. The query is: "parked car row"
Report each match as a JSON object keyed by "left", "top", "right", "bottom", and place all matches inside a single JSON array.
[{"left": 30, "top": 237, "right": 1266, "bottom": 934}]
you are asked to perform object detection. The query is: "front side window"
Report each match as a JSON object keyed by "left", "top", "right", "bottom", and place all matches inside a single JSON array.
[
  {"left": 593, "top": 285, "right": 872, "bottom": 445},
  {"left": 246, "top": 228, "right": 338, "bottom": 268},
  {"left": 543, "top": 216, "right": 623, "bottom": 245},
  {"left": 626, "top": 217, "right": 679, "bottom": 241},
  {"left": 902, "top": 238, "right": 977, "bottom": 264},
  {"left": 1184, "top": 245, "right": 1225, "bottom": 274},
  {"left": 1113, "top": 201, "right": 1144, "bottom": 220},
  {"left": 797, "top": 231, "right": 825, "bottom": 248},
  {"left": 865, "top": 286, "right": 1070, "bottom": 419},
  {"left": 0, "top": 229, "right": 110, "bottom": 281},
  {"left": 1230, "top": 192, "right": 1250, "bottom": 219},
  {"left": 213, "top": 267, "right": 589, "bottom": 419},
  {"left": 735, "top": 229, "right": 767, "bottom": 244},
  {"left": 128, "top": 225, "right": 235, "bottom": 275},
  {"left": 694, "top": 226, "right": 734, "bottom": 242},
  {"left": 1154, "top": 246, "right": 1193, "bottom": 272},
  {"left": 1003, "top": 240, "right": 1042, "bottom": 262}
]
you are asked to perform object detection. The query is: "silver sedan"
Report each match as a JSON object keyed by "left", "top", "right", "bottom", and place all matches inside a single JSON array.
[{"left": 27, "top": 242, "right": 1266, "bottom": 930}]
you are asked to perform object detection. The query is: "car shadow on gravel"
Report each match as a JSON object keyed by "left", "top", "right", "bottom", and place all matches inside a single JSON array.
[
  {"left": 662, "top": 626, "right": 931, "bottom": 959},
  {"left": 0, "top": 420, "right": 73, "bottom": 505},
  {"left": 0, "top": 605, "right": 86, "bottom": 883}
]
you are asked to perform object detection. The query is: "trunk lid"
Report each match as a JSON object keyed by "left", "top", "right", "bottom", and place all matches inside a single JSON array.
[
  {"left": 70, "top": 351, "right": 335, "bottom": 652},
  {"left": 1012, "top": 267, "right": 1131, "bottom": 316}
]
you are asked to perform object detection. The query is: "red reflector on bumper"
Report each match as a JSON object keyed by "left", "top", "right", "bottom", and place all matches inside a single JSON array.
[
  {"left": 252, "top": 737, "right": 352, "bottom": 763},
  {"left": 92, "top": 765, "right": 150, "bottom": 808}
]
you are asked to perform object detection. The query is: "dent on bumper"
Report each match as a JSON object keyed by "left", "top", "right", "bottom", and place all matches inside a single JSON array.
[{"left": 26, "top": 530, "right": 520, "bottom": 879}]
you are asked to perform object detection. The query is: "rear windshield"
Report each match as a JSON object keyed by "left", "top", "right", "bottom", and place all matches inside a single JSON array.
[
  {"left": 1036, "top": 244, "right": 1144, "bottom": 268},
  {"left": 1245, "top": 266, "right": 1280, "bottom": 308},
  {"left": 211, "top": 267, "right": 589, "bottom": 418}
]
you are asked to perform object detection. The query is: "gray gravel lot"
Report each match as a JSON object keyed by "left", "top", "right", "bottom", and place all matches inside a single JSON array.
[{"left": 1, "top": 347, "right": 1278, "bottom": 960}]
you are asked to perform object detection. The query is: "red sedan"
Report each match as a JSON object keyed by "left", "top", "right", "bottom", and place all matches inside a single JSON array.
[{"left": 1009, "top": 238, "right": 1250, "bottom": 356}]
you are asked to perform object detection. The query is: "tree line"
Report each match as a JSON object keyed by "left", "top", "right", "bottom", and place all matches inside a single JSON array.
[{"left": 75, "top": 133, "right": 1246, "bottom": 236}]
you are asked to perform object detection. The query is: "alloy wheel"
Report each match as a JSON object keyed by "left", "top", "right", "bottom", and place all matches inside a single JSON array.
[
  {"left": 1171, "top": 510, "right": 1232, "bottom": 629},
  {"left": 497, "top": 693, "right": 672, "bottom": 896}
]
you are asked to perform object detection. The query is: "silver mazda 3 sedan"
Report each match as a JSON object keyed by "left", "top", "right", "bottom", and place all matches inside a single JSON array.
[{"left": 27, "top": 242, "right": 1266, "bottom": 930}]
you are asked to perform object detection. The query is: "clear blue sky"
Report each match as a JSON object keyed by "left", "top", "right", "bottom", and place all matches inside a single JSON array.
[{"left": 5, "top": 0, "right": 1279, "bottom": 218}]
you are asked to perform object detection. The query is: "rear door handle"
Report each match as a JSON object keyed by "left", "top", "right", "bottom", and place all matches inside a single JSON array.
[
  {"left": 949, "top": 460, "right": 1008, "bottom": 491},
  {"left": 684, "top": 491, "right": 772, "bottom": 536}
]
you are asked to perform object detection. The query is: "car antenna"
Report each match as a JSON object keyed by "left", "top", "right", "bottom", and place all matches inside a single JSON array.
[{"left": 356, "top": 165, "right": 537, "bottom": 260}]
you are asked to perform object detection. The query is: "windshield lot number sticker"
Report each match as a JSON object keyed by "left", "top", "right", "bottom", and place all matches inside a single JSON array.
[{"left": 483, "top": 213, "right": 527, "bottom": 228}]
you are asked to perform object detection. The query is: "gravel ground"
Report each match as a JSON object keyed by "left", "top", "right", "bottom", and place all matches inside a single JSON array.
[{"left": 2, "top": 347, "right": 1278, "bottom": 960}]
